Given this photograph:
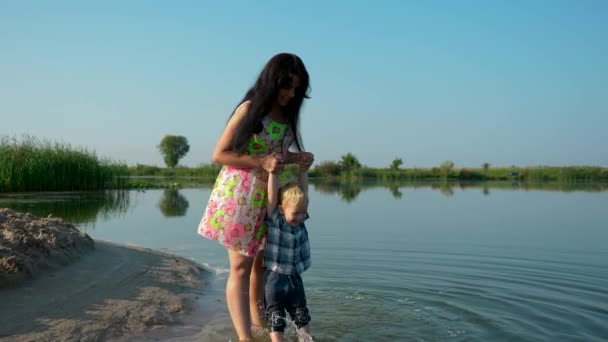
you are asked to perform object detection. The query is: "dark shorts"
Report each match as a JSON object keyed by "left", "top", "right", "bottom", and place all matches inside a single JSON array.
[{"left": 264, "top": 269, "right": 311, "bottom": 332}]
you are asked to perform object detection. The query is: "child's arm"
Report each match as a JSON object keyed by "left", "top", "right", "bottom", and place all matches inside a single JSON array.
[{"left": 267, "top": 171, "right": 279, "bottom": 217}]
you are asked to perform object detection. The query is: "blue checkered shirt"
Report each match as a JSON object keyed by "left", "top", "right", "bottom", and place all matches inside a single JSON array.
[{"left": 263, "top": 207, "right": 311, "bottom": 275}]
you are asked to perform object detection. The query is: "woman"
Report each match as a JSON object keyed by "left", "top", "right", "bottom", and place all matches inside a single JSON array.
[{"left": 198, "top": 53, "right": 314, "bottom": 341}]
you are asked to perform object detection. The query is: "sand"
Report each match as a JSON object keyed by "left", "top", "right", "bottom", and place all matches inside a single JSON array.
[{"left": 0, "top": 208, "right": 210, "bottom": 342}]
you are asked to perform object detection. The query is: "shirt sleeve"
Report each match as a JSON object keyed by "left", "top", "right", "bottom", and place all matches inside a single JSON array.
[{"left": 267, "top": 207, "right": 282, "bottom": 227}]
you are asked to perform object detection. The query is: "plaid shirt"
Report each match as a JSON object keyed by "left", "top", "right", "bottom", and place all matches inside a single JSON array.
[{"left": 263, "top": 207, "right": 311, "bottom": 275}]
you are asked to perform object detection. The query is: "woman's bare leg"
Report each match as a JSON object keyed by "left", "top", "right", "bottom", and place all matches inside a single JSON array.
[
  {"left": 226, "top": 249, "right": 254, "bottom": 340},
  {"left": 250, "top": 249, "right": 267, "bottom": 327}
]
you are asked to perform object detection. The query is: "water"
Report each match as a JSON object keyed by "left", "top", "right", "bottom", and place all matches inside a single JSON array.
[{"left": 1, "top": 182, "right": 607, "bottom": 341}]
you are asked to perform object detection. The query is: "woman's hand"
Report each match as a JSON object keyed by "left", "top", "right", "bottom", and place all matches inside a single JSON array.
[
  {"left": 298, "top": 152, "right": 314, "bottom": 173},
  {"left": 261, "top": 153, "right": 284, "bottom": 174}
]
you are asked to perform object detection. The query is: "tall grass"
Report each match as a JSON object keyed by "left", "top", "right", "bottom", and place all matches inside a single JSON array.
[{"left": 0, "top": 136, "right": 128, "bottom": 192}]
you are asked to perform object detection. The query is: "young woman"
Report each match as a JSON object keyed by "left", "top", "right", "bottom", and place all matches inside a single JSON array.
[{"left": 198, "top": 53, "right": 314, "bottom": 341}]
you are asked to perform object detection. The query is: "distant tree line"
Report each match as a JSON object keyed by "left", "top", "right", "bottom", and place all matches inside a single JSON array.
[{"left": 306, "top": 153, "right": 608, "bottom": 183}]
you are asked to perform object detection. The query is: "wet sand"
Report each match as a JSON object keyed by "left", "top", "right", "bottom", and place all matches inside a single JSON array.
[{"left": 0, "top": 208, "right": 210, "bottom": 342}]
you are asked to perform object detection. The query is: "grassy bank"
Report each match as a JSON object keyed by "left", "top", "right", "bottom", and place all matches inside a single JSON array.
[
  {"left": 128, "top": 162, "right": 608, "bottom": 186},
  {"left": 5, "top": 140, "right": 605, "bottom": 192},
  {"left": 0, "top": 136, "right": 128, "bottom": 192},
  {"left": 127, "top": 163, "right": 222, "bottom": 179}
]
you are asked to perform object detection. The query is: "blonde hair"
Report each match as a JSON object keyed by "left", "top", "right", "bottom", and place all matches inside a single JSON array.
[{"left": 278, "top": 181, "right": 308, "bottom": 208}]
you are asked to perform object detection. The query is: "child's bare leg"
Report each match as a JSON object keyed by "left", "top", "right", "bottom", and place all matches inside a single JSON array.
[
  {"left": 298, "top": 324, "right": 311, "bottom": 341},
  {"left": 270, "top": 331, "right": 284, "bottom": 342}
]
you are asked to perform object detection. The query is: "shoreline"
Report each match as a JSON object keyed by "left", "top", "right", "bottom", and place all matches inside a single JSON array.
[{"left": 0, "top": 240, "right": 211, "bottom": 342}]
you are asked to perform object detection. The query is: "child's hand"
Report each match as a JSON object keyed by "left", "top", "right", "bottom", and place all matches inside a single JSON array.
[{"left": 261, "top": 153, "right": 284, "bottom": 174}]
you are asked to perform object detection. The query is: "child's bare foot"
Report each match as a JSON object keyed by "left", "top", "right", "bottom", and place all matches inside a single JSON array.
[{"left": 298, "top": 325, "right": 312, "bottom": 342}]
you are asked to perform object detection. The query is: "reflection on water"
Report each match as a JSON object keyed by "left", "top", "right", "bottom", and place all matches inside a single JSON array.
[
  {"left": 434, "top": 182, "right": 454, "bottom": 197},
  {"left": 388, "top": 184, "right": 402, "bottom": 199},
  {"left": 0, "top": 190, "right": 133, "bottom": 228},
  {"left": 158, "top": 189, "right": 190, "bottom": 217},
  {"left": 313, "top": 180, "right": 362, "bottom": 202},
  {"left": 311, "top": 179, "right": 608, "bottom": 202},
  {"left": 1, "top": 181, "right": 606, "bottom": 224}
]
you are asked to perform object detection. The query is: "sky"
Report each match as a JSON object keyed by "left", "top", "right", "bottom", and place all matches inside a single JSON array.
[{"left": 1, "top": 1, "right": 607, "bottom": 168}]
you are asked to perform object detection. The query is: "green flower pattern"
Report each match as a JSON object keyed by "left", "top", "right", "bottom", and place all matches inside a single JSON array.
[
  {"left": 210, "top": 209, "right": 226, "bottom": 230},
  {"left": 248, "top": 138, "right": 267, "bottom": 155},
  {"left": 256, "top": 222, "right": 267, "bottom": 241},
  {"left": 267, "top": 121, "right": 285, "bottom": 140},
  {"left": 225, "top": 178, "right": 238, "bottom": 198},
  {"left": 252, "top": 188, "right": 265, "bottom": 208}
]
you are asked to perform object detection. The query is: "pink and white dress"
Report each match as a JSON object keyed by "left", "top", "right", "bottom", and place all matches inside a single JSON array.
[{"left": 198, "top": 115, "right": 294, "bottom": 257}]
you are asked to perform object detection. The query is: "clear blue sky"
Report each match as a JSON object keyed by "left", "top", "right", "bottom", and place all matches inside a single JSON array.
[{"left": 1, "top": 1, "right": 607, "bottom": 168}]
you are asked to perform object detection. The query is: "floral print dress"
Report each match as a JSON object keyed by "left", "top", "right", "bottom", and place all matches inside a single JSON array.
[{"left": 198, "top": 115, "right": 294, "bottom": 257}]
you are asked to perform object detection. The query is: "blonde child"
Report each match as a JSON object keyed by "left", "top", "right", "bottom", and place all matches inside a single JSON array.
[{"left": 264, "top": 159, "right": 312, "bottom": 342}]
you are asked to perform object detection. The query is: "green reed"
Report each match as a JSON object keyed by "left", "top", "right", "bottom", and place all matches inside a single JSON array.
[{"left": 0, "top": 136, "right": 128, "bottom": 192}]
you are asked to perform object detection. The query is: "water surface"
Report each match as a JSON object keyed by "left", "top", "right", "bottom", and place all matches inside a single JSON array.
[{"left": 2, "top": 182, "right": 607, "bottom": 341}]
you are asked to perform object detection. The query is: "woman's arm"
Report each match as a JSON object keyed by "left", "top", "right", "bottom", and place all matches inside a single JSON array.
[
  {"left": 212, "top": 101, "right": 281, "bottom": 172},
  {"left": 283, "top": 151, "right": 302, "bottom": 165},
  {"left": 284, "top": 151, "right": 315, "bottom": 168},
  {"left": 267, "top": 172, "right": 279, "bottom": 216},
  {"left": 298, "top": 154, "right": 311, "bottom": 193},
  {"left": 299, "top": 170, "right": 309, "bottom": 194}
]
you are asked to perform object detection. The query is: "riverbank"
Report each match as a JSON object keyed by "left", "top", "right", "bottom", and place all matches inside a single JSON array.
[{"left": 0, "top": 208, "right": 210, "bottom": 342}]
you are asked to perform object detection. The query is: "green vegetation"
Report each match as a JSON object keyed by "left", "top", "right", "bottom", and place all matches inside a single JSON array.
[
  {"left": 339, "top": 152, "right": 362, "bottom": 172},
  {"left": 158, "top": 135, "right": 190, "bottom": 168},
  {"left": 308, "top": 154, "right": 608, "bottom": 183},
  {"left": 3, "top": 141, "right": 606, "bottom": 193},
  {"left": 0, "top": 136, "right": 128, "bottom": 192},
  {"left": 126, "top": 164, "right": 301, "bottom": 190},
  {"left": 126, "top": 163, "right": 219, "bottom": 189},
  {"left": 129, "top": 153, "right": 608, "bottom": 188},
  {"left": 128, "top": 163, "right": 221, "bottom": 178}
]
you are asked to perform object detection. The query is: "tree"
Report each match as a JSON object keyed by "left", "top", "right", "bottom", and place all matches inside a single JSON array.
[
  {"left": 439, "top": 160, "right": 454, "bottom": 179},
  {"left": 390, "top": 157, "right": 403, "bottom": 170},
  {"left": 158, "top": 135, "right": 190, "bottom": 168},
  {"left": 339, "top": 153, "right": 361, "bottom": 172},
  {"left": 482, "top": 162, "right": 491, "bottom": 172}
]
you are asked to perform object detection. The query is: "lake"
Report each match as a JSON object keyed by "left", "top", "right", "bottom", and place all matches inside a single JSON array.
[{"left": 1, "top": 181, "right": 607, "bottom": 341}]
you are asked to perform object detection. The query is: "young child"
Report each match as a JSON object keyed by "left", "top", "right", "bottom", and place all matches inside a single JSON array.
[{"left": 264, "top": 158, "right": 312, "bottom": 342}]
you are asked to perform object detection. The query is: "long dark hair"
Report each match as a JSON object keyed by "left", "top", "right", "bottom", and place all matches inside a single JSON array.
[{"left": 229, "top": 53, "right": 310, "bottom": 152}]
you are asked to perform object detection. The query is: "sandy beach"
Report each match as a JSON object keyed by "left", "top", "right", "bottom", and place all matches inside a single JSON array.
[{"left": 0, "top": 209, "right": 210, "bottom": 342}]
